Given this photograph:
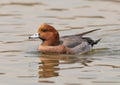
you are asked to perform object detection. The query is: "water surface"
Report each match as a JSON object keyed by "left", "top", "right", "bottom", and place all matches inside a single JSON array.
[{"left": 0, "top": 0, "right": 120, "bottom": 85}]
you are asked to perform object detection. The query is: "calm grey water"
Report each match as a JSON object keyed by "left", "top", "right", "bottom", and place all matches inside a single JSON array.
[{"left": 0, "top": 0, "right": 120, "bottom": 85}]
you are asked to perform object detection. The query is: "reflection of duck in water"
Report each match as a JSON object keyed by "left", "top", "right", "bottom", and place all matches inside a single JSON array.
[
  {"left": 38, "top": 55, "right": 59, "bottom": 78},
  {"left": 29, "top": 23, "right": 101, "bottom": 54},
  {"left": 38, "top": 54, "right": 93, "bottom": 78}
]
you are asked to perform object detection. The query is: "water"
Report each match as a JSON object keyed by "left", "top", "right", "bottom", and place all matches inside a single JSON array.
[{"left": 0, "top": 0, "right": 120, "bottom": 85}]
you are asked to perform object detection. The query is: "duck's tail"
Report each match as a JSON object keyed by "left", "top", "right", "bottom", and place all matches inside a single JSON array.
[
  {"left": 75, "top": 28, "right": 101, "bottom": 36},
  {"left": 82, "top": 37, "right": 101, "bottom": 47},
  {"left": 92, "top": 38, "right": 101, "bottom": 46}
]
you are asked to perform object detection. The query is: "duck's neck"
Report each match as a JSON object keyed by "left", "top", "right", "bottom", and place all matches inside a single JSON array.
[{"left": 42, "top": 39, "right": 60, "bottom": 46}]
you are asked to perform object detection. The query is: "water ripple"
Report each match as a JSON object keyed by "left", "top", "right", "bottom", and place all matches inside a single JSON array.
[
  {"left": 0, "top": 50, "right": 22, "bottom": 53},
  {"left": 95, "top": 64, "right": 120, "bottom": 68},
  {"left": 3, "top": 41, "right": 23, "bottom": 44},
  {"left": 38, "top": 80, "right": 55, "bottom": 83},
  {"left": 87, "top": 24, "right": 120, "bottom": 27},
  {"left": 17, "top": 76, "right": 37, "bottom": 78},
  {"left": 93, "top": 81, "right": 120, "bottom": 83},
  {"left": 38, "top": 15, "right": 104, "bottom": 20},
  {"left": 0, "top": 2, "right": 46, "bottom": 6},
  {"left": 89, "top": 0, "right": 120, "bottom": 3},
  {"left": 46, "top": 8, "right": 69, "bottom": 11},
  {"left": 0, "top": 13, "right": 21, "bottom": 16},
  {"left": 0, "top": 73, "right": 6, "bottom": 75}
]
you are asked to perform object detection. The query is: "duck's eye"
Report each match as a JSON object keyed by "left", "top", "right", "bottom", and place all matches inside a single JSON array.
[{"left": 42, "top": 29, "right": 48, "bottom": 32}]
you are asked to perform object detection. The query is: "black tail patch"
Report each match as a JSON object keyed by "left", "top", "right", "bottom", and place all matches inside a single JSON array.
[
  {"left": 82, "top": 37, "right": 101, "bottom": 47},
  {"left": 92, "top": 39, "right": 101, "bottom": 46}
]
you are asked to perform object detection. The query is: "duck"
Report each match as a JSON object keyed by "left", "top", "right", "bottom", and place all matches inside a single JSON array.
[{"left": 29, "top": 23, "right": 101, "bottom": 54}]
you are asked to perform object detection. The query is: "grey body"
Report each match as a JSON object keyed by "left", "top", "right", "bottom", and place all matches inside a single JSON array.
[{"left": 60, "top": 29, "right": 101, "bottom": 54}]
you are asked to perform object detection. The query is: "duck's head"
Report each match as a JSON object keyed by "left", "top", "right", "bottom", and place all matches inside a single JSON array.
[{"left": 29, "top": 23, "right": 60, "bottom": 46}]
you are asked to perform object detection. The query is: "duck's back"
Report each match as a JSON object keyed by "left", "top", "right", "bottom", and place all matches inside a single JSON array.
[{"left": 60, "top": 36, "right": 84, "bottom": 48}]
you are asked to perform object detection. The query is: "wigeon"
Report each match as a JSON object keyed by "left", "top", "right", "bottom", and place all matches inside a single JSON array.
[{"left": 29, "top": 23, "right": 101, "bottom": 54}]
